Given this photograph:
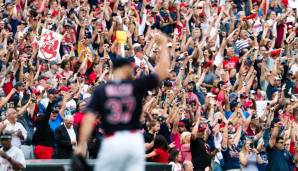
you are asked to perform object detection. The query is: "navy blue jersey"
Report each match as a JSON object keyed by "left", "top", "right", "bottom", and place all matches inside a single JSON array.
[{"left": 85, "top": 74, "right": 159, "bottom": 134}]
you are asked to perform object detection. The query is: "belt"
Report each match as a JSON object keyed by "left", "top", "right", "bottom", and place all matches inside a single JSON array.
[{"left": 105, "top": 130, "right": 138, "bottom": 138}]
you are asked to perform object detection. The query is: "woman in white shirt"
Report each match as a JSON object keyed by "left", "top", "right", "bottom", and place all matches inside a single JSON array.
[{"left": 169, "top": 149, "right": 182, "bottom": 171}]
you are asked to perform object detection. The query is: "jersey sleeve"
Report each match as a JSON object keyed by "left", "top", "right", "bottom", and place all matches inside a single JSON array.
[
  {"left": 83, "top": 87, "right": 102, "bottom": 115},
  {"left": 134, "top": 74, "right": 160, "bottom": 93}
]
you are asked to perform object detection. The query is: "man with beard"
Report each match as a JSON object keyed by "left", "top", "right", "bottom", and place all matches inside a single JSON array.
[
  {"left": 191, "top": 117, "right": 218, "bottom": 171},
  {"left": 0, "top": 132, "right": 26, "bottom": 171}
]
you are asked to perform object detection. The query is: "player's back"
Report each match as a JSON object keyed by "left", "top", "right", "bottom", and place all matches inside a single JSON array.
[{"left": 85, "top": 74, "right": 160, "bottom": 134}]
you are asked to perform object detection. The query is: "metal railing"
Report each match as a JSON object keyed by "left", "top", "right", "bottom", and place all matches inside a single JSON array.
[{"left": 25, "top": 160, "right": 172, "bottom": 171}]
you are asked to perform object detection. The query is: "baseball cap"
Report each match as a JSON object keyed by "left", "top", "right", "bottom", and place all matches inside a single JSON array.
[
  {"left": 206, "top": 93, "right": 216, "bottom": 98},
  {"left": 50, "top": 61, "right": 59, "bottom": 65},
  {"left": 14, "top": 81, "right": 24, "bottom": 88},
  {"left": 157, "top": 115, "right": 166, "bottom": 122},
  {"left": 133, "top": 43, "right": 141, "bottom": 48},
  {"left": 48, "top": 88, "right": 59, "bottom": 94},
  {"left": 229, "top": 92, "right": 238, "bottom": 101},
  {"left": 274, "top": 76, "right": 282, "bottom": 81},
  {"left": 52, "top": 110, "right": 59, "bottom": 114},
  {"left": 198, "top": 123, "right": 206, "bottom": 132},
  {"left": 288, "top": 71, "right": 294, "bottom": 75},
  {"left": 180, "top": 2, "right": 188, "bottom": 8},
  {"left": 0, "top": 132, "right": 12, "bottom": 140},
  {"left": 240, "top": 93, "right": 248, "bottom": 99},
  {"left": 60, "top": 86, "right": 70, "bottom": 92},
  {"left": 5, "top": 2, "right": 12, "bottom": 8},
  {"left": 112, "top": 57, "right": 134, "bottom": 70},
  {"left": 65, "top": 22, "right": 73, "bottom": 28},
  {"left": 164, "top": 80, "right": 173, "bottom": 87},
  {"left": 38, "top": 75, "right": 49, "bottom": 81},
  {"left": 85, "top": 31, "right": 92, "bottom": 38},
  {"left": 217, "top": 80, "right": 224, "bottom": 89},
  {"left": 244, "top": 58, "right": 253, "bottom": 66},
  {"left": 31, "top": 89, "right": 41, "bottom": 95},
  {"left": 230, "top": 100, "right": 238, "bottom": 108},
  {"left": 178, "top": 121, "right": 185, "bottom": 127}
]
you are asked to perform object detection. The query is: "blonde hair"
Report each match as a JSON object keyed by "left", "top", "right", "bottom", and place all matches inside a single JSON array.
[{"left": 181, "top": 131, "right": 191, "bottom": 144}]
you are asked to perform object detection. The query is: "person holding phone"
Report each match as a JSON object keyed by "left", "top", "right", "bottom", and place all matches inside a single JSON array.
[{"left": 239, "top": 139, "right": 263, "bottom": 171}]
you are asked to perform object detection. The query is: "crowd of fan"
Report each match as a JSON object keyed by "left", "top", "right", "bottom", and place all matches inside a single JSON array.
[{"left": 0, "top": 0, "right": 297, "bottom": 171}]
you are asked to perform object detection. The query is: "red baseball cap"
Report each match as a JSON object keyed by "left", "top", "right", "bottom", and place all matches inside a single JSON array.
[{"left": 180, "top": 2, "right": 188, "bottom": 8}]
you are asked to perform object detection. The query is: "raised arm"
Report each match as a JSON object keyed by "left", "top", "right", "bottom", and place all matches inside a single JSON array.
[
  {"left": 0, "top": 88, "right": 16, "bottom": 108},
  {"left": 269, "top": 123, "right": 280, "bottom": 148},
  {"left": 222, "top": 121, "right": 228, "bottom": 149},
  {"left": 154, "top": 33, "right": 170, "bottom": 81}
]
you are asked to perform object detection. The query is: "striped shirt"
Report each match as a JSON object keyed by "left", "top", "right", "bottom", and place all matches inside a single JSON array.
[{"left": 235, "top": 39, "right": 249, "bottom": 53}]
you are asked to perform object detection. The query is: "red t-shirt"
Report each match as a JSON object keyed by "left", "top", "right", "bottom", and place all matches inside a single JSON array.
[
  {"left": 223, "top": 56, "right": 239, "bottom": 69},
  {"left": 73, "top": 112, "right": 84, "bottom": 127},
  {"left": 87, "top": 71, "right": 97, "bottom": 85},
  {"left": 152, "top": 148, "right": 169, "bottom": 164},
  {"left": 171, "top": 132, "right": 181, "bottom": 150},
  {"left": 245, "top": 124, "right": 256, "bottom": 137},
  {"left": 294, "top": 85, "right": 298, "bottom": 94},
  {"left": 280, "top": 113, "right": 294, "bottom": 126},
  {"left": 2, "top": 75, "right": 14, "bottom": 96},
  {"left": 62, "top": 28, "right": 76, "bottom": 44}
]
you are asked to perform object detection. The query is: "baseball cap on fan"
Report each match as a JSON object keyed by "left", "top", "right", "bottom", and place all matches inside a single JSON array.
[{"left": 198, "top": 123, "right": 206, "bottom": 132}]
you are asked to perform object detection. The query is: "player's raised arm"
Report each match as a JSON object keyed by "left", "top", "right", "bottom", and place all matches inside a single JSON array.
[{"left": 154, "top": 32, "right": 171, "bottom": 81}]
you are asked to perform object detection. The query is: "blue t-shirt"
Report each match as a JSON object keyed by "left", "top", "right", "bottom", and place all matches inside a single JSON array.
[
  {"left": 266, "top": 145, "right": 293, "bottom": 171},
  {"left": 222, "top": 145, "right": 241, "bottom": 170},
  {"left": 49, "top": 114, "right": 63, "bottom": 131},
  {"left": 258, "top": 150, "right": 268, "bottom": 171},
  {"left": 243, "top": 111, "right": 250, "bottom": 119},
  {"left": 224, "top": 111, "right": 233, "bottom": 120},
  {"left": 266, "top": 83, "right": 278, "bottom": 100}
]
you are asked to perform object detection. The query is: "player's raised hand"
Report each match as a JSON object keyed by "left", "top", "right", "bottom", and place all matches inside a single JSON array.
[
  {"left": 155, "top": 32, "right": 168, "bottom": 46},
  {"left": 75, "top": 144, "right": 87, "bottom": 157},
  {"left": 154, "top": 31, "right": 170, "bottom": 81}
]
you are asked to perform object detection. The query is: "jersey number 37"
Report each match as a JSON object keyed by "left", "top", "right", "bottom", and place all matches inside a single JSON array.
[{"left": 105, "top": 97, "right": 136, "bottom": 124}]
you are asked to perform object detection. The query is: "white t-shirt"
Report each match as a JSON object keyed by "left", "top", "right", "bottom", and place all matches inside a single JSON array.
[
  {"left": 134, "top": 56, "right": 147, "bottom": 67},
  {"left": 213, "top": 133, "right": 224, "bottom": 164},
  {"left": 0, "top": 146, "right": 26, "bottom": 171},
  {"left": 169, "top": 162, "right": 182, "bottom": 171},
  {"left": 3, "top": 121, "right": 27, "bottom": 148},
  {"left": 291, "top": 63, "right": 298, "bottom": 75}
]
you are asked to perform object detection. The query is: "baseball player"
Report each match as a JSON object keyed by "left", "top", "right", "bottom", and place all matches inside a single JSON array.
[{"left": 75, "top": 32, "right": 170, "bottom": 171}]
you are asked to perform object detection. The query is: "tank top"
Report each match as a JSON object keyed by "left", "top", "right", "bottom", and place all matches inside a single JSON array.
[{"left": 242, "top": 152, "right": 258, "bottom": 171}]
